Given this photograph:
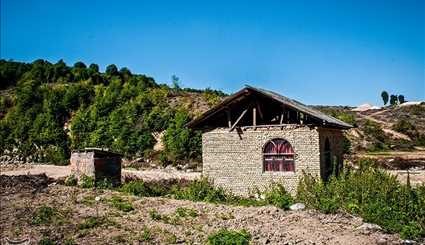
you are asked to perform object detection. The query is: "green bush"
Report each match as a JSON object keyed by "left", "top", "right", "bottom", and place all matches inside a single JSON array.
[
  {"left": 79, "top": 175, "right": 95, "bottom": 188},
  {"left": 78, "top": 216, "right": 108, "bottom": 230},
  {"left": 120, "top": 179, "right": 169, "bottom": 197},
  {"left": 64, "top": 175, "right": 77, "bottom": 186},
  {"left": 207, "top": 229, "right": 251, "bottom": 245},
  {"left": 175, "top": 207, "right": 198, "bottom": 218},
  {"left": 31, "top": 205, "right": 61, "bottom": 225},
  {"left": 297, "top": 159, "right": 425, "bottom": 240},
  {"left": 263, "top": 183, "right": 293, "bottom": 210},
  {"left": 172, "top": 178, "right": 228, "bottom": 203}
]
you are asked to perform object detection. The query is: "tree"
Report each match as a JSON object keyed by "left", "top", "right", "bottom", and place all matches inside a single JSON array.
[
  {"left": 171, "top": 75, "right": 181, "bottom": 91},
  {"left": 390, "top": 95, "right": 398, "bottom": 106},
  {"left": 88, "top": 63, "right": 99, "bottom": 74},
  {"left": 73, "top": 61, "right": 87, "bottom": 69},
  {"left": 398, "top": 95, "right": 405, "bottom": 104},
  {"left": 105, "top": 64, "right": 118, "bottom": 76},
  {"left": 381, "top": 91, "right": 389, "bottom": 105}
]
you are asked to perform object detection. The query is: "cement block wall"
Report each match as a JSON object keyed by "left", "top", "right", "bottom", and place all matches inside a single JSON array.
[{"left": 202, "top": 125, "right": 322, "bottom": 196}]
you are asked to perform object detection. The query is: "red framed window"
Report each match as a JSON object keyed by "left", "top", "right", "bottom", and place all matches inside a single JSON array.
[{"left": 263, "top": 139, "right": 295, "bottom": 172}]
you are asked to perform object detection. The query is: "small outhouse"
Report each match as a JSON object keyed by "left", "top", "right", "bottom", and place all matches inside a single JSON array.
[{"left": 70, "top": 148, "right": 122, "bottom": 186}]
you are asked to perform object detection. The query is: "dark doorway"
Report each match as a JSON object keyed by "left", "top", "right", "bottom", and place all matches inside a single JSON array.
[{"left": 321, "top": 138, "right": 333, "bottom": 181}]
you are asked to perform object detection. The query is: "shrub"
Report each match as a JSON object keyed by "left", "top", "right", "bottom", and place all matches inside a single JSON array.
[
  {"left": 148, "top": 209, "right": 162, "bottom": 221},
  {"left": 263, "top": 183, "right": 293, "bottom": 210},
  {"left": 64, "top": 175, "right": 77, "bottom": 186},
  {"left": 175, "top": 207, "right": 198, "bottom": 218},
  {"left": 78, "top": 216, "right": 108, "bottom": 230},
  {"left": 392, "top": 119, "right": 417, "bottom": 138},
  {"left": 31, "top": 206, "right": 61, "bottom": 225},
  {"left": 119, "top": 179, "right": 169, "bottom": 197},
  {"left": 297, "top": 159, "right": 425, "bottom": 240},
  {"left": 172, "top": 178, "right": 228, "bottom": 203},
  {"left": 79, "top": 175, "right": 95, "bottom": 188},
  {"left": 207, "top": 229, "right": 251, "bottom": 245},
  {"left": 95, "top": 177, "right": 114, "bottom": 189}
]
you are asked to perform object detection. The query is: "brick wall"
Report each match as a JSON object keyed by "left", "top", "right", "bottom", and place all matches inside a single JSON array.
[
  {"left": 202, "top": 125, "right": 322, "bottom": 196},
  {"left": 319, "top": 128, "right": 344, "bottom": 179},
  {"left": 70, "top": 152, "right": 96, "bottom": 177}
]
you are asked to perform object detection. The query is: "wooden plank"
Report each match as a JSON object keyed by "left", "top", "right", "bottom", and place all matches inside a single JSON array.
[
  {"left": 253, "top": 107, "right": 257, "bottom": 130},
  {"left": 255, "top": 101, "right": 264, "bottom": 119},
  {"left": 229, "top": 109, "right": 248, "bottom": 132},
  {"left": 280, "top": 112, "right": 284, "bottom": 129},
  {"left": 226, "top": 109, "right": 232, "bottom": 128}
]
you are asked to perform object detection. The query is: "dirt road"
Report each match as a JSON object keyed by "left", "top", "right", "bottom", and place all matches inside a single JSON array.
[{"left": 0, "top": 164, "right": 201, "bottom": 181}]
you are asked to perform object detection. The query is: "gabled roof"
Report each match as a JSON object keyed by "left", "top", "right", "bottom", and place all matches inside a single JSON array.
[{"left": 187, "top": 85, "right": 353, "bottom": 129}]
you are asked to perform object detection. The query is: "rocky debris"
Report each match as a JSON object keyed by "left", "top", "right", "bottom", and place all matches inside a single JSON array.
[
  {"left": 356, "top": 223, "right": 382, "bottom": 234},
  {"left": 289, "top": 203, "right": 305, "bottom": 211}
]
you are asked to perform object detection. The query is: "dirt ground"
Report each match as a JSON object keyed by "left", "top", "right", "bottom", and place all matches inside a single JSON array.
[
  {"left": 0, "top": 164, "right": 201, "bottom": 181},
  {"left": 0, "top": 175, "right": 401, "bottom": 245}
]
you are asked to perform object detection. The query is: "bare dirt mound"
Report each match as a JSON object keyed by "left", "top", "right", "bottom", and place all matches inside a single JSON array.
[{"left": 0, "top": 174, "right": 52, "bottom": 194}]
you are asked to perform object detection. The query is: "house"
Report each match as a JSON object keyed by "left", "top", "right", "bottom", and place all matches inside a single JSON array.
[{"left": 187, "top": 86, "right": 353, "bottom": 196}]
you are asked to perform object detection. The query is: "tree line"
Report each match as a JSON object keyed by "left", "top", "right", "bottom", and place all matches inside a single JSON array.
[
  {"left": 381, "top": 91, "right": 405, "bottom": 106},
  {"left": 0, "top": 59, "right": 221, "bottom": 165}
]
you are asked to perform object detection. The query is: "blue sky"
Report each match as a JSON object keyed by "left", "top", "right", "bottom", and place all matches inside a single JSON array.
[{"left": 1, "top": 0, "right": 424, "bottom": 106}]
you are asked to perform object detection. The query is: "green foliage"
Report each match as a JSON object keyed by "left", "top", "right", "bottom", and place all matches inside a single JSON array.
[
  {"left": 107, "top": 195, "right": 134, "bottom": 212},
  {"left": 263, "top": 183, "right": 293, "bottom": 210},
  {"left": 64, "top": 175, "right": 77, "bottom": 186},
  {"left": 392, "top": 119, "right": 417, "bottom": 138},
  {"left": 0, "top": 60, "right": 213, "bottom": 164},
  {"left": 362, "top": 120, "right": 389, "bottom": 151},
  {"left": 79, "top": 175, "right": 95, "bottom": 188},
  {"left": 31, "top": 205, "right": 62, "bottom": 225},
  {"left": 297, "top": 159, "right": 425, "bottom": 240},
  {"left": 119, "top": 179, "right": 170, "bottom": 197},
  {"left": 78, "top": 216, "right": 107, "bottom": 230},
  {"left": 162, "top": 109, "right": 202, "bottom": 164},
  {"left": 105, "top": 64, "right": 118, "bottom": 76},
  {"left": 390, "top": 94, "right": 398, "bottom": 105},
  {"left": 207, "top": 229, "right": 251, "bottom": 245},
  {"left": 381, "top": 91, "right": 389, "bottom": 105},
  {"left": 139, "top": 226, "right": 153, "bottom": 242},
  {"left": 398, "top": 95, "right": 405, "bottom": 104},
  {"left": 172, "top": 178, "right": 228, "bottom": 203},
  {"left": 175, "top": 207, "right": 198, "bottom": 218},
  {"left": 148, "top": 209, "right": 162, "bottom": 221}
]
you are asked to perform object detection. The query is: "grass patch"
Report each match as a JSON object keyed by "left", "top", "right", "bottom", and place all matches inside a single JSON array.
[
  {"left": 107, "top": 195, "right": 134, "bottom": 212},
  {"left": 175, "top": 207, "right": 198, "bottom": 218},
  {"left": 139, "top": 226, "right": 153, "bottom": 242},
  {"left": 207, "top": 229, "right": 251, "bottom": 245},
  {"left": 297, "top": 159, "right": 425, "bottom": 240},
  {"left": 78, "top": 216, "right": 112, "bottom": 230},
  {"left": 31, "top": 205, "right": 63, "bottom": 225}
]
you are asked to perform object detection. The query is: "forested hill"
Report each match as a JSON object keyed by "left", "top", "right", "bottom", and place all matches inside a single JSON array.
[{"left": 0, "top": 59, "right": 225, "bottom": 165}]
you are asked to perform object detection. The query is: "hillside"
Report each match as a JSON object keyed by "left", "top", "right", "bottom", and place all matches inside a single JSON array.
[
  {"left": 1, "top": 59, "right": 424, "bottom": 168},
  {"left": 0, "top": 59, "right": 224, "bottom": 166}
]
